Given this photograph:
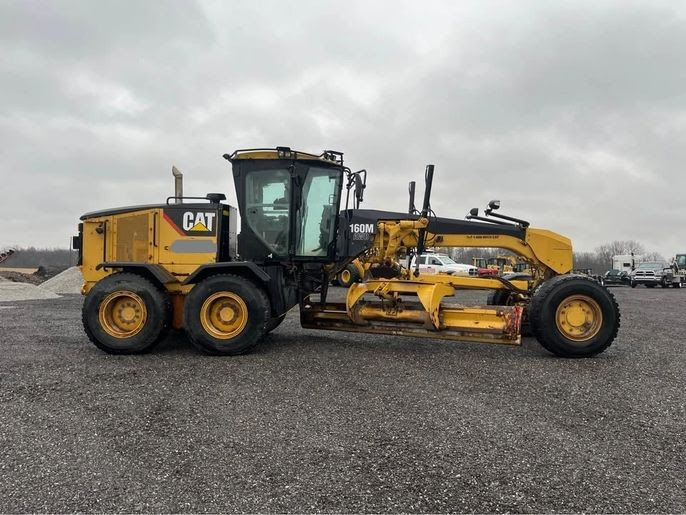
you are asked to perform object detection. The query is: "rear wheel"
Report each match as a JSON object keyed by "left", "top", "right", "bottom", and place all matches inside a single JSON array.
[
  {"left": 184, "top": 274, "right": 270, "bottom": 355},
  {"left": 530, "top": 275, "right": 620, "bottom": 358},
  {"left": 82, "top": 273, "right": 172, "bottom": 354}
]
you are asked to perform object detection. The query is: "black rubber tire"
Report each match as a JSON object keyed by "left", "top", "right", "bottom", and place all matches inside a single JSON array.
[
  {"left": 486, "top": 289, "right": 532, "bottom": 337},
  {"left": 660, "top": 278, "right": 669, "bottom": 288},
  {"left": 630, "top": 281, "right": 637, "bottom": 288},
  {"left": 183, "top": 274, "right": 270, "bottom": 356},
  {"left": 337, "top": 264, "right": 360, "bottom": 288},
  {"left": 265, "top": 313, "right": 287, "bottom": 333},
  {"left": 530, "top": 275, "right": 620, "bottom": 358},
  {"left": 82, "top": 273, "right": 172, "bottom": 354}
]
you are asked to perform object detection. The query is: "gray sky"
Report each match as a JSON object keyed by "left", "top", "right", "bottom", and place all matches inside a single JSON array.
[{"left": 1, "top": 0, "right": 685, "bottom": 257}]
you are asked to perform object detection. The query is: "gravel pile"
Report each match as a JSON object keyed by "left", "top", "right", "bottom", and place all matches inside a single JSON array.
[
  {"left": 39, "top": 266, "right": 83, "bottom": 294},
  {"left": 0, "top": 280, "right": 60, "bottom": 301}
]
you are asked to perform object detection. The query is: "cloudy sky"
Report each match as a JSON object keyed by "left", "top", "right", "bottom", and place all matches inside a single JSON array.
[{"left": 1, "top": 0, "right": 685, "bottom": 257}]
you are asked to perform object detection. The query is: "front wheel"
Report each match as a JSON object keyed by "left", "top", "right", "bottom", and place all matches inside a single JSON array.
[
  {"left": 530, "top": 275, "right": 620, "bottom": 358},
  {"left": 630, "top": 281, "right": 637, "bottom": 288},
  {"left": 184, "top": 274, "right": 270, "bottom": 355}
]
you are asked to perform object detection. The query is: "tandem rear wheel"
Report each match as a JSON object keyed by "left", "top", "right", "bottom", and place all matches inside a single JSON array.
[
  {"left": 82, "top": 272, "right": 172, "bottom": 354},
  {"left": 530, "top": 275, "right": 620, "bottom": 358},
  {"left": 183, "top": 274, "right": 270, "bottom": 355}
]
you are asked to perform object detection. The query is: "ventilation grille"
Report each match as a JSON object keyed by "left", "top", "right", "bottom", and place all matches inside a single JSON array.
[{"left": 115, "top": 214, "right": 150, "bottom": 262}]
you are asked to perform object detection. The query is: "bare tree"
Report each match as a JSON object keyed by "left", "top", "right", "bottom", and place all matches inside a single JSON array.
[
  {"left": 642, "top": 252, "right": 665, "bottom": 262},
  {"left": 594, "top": 240, "right": 646, "bottom": 269}
]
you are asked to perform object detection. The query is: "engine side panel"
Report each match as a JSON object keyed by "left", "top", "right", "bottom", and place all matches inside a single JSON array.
[{"left": 79, "top": 203, "right": 237, "bottom": 293}]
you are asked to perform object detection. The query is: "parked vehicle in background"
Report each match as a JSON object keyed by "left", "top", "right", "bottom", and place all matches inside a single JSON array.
[
  {"left": 668, "top": 254, "right": 686, "bottom": 286},
  {"left": 675, "top": 254, "right": 686, "bottom": 282},
  {"left": 472, "top": 256, "right": 530, "bottom": 276},
  {"left": 573, "top": 268, "right": 604, "bottom": 284},
  {"left": 603, "top": 269, "right": 630, "bottom": 286},
  {"left": 612, "top": 254, "right": 642, "bottom": 273},
  {"left": 630, "top": 261, "right": 682, "bottom": 288},
  {"left": 472, "top": 257, "right": 498, "bottom": 277},
  {"left": 412, "top": 253, "right": 478, "bottom": 276}
]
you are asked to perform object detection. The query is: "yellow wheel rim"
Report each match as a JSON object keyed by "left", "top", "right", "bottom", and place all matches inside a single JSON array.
[
  {"left": 555, "top": 294, "right": 603, "bottom": 342},
  {"left": 340, "top": 269, "right": 351, "bottom": 285},
  {"left": 99, "top": 291, "right": 147, "bottom": 338},
  {"left": 200, "top": 292, "right": 248, "bottom": 340}
]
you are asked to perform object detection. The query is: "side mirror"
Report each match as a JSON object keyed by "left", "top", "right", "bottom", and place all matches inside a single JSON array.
[
  {"left": 469, "top": 207, "right": 479, "bottom": 216},
  {"left": 488, "top": 200, "right": 501, "bottom": 210},
  {"left": 354, "top": 173, "right": 366, "bottom": 203}
]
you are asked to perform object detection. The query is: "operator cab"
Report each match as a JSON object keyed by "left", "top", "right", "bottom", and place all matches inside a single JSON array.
[{"left": 225, "top": 148, "right": 347, "bottom": 263}]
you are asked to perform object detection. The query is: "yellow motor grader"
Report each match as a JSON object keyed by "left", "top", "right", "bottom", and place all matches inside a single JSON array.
[{"left": 75, "top": 147, "right": 620, "bottom": 358}]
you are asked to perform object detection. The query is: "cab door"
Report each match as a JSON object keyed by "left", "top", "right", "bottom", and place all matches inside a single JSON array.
[{"left": 293, "top": 165, "right": 342, "bottom": 260}]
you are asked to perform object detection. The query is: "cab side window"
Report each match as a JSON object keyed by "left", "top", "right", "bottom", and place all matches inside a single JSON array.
[{"left": 245, "top": 169, "right": 290, "bottom": 254}]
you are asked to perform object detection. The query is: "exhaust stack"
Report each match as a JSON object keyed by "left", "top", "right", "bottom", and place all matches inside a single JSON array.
[{"left": 172, "top": 166, "right": 183, "bottom": 203}]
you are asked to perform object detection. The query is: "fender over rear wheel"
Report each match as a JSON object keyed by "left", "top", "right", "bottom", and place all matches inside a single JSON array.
[
  {"left": 530, "top": 275, "right": 620, "bottom": 358},
  {"left": 82, "top": 272, "right": 172, "bottom": 354},
  {"left": 184, "top": 274, "right": 270, "bottom": 355}
]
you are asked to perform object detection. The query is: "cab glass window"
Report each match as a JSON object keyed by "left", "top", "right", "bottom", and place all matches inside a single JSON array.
[
  {"left": 245, "top": 169, "right": 290, "bottom": 254},
  {"left": 297, "top": 167, "right": 341, "bottom": 256}
]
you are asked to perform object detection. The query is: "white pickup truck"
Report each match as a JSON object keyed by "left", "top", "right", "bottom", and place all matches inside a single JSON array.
[
  {"left": 410, "top": 253, "right": 478, "bottom": 276},
  {"left": 629, "top": 261, "right": 682, "bottom": 288}
]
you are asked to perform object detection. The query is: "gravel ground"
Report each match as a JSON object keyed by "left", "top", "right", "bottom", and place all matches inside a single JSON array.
[{"left": 0, "top": 287, "right": 684, "bottom": 513}]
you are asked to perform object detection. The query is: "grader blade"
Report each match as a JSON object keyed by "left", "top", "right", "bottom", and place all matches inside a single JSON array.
[{"left": 300, "top": 300, "right": 523, "bottom": 346}]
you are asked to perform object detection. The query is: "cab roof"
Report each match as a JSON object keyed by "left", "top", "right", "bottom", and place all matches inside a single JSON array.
[{"left": 224, "top": 146, "right": 344, "bottom": 166}]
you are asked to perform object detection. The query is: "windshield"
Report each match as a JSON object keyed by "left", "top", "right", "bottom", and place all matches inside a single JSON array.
[
  {"left": 440, "top": 256, "right": 457, "bottom": 264},
  {"left": 677, "top": 255, "right": 686, "bottom": 267},
  {"left": 637, "top": 262, "right": 664, "bottom": 270}
]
